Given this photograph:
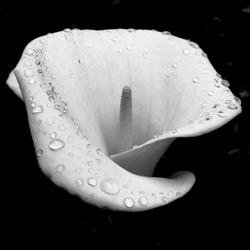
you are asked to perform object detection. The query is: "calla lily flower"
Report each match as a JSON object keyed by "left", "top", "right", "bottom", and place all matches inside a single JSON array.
[{"left": 6, "top": 29, "right": 241, "bottom": 211}]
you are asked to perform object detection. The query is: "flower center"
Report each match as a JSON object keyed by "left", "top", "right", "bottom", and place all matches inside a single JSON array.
[{"left": 119, "top": 86, "right": 133, "bottom": 152}]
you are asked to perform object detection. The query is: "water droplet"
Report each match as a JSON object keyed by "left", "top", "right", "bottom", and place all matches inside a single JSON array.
[
  {"left": 88, "top": 43, "right": 93, "bottom": 47},
  {"left": 39, "top": 38, "right": 48, "bottom": 45},
  {"left": 202, "top": 69, "right": 208, "bottom": 74},
  {"left": 67, "top": 135, "right": 74, "bottom": 143},
  {"left": 201, "top": 51, "right": 207, "bottom": 58},
  {"left": 36, "top": 149, "right": 43, "bottom": 157},
  {"left": 25, "top": 49, "right": 36, "bottom": 56},
  {"left": 55, "top": 164, "right": 65, "bottom": 173},
  {"left": 65, "top": 34, "right": 72, "bottom": 41},
  {"left": 213, "top": 104, "right": 220, "bottom": 109},
  {"left": 32, "top": 105, "right": 44, "bottom": 114},
  {"left": 133, "top": 145, "right": 138, "bottom": 149},
  {"left": 117, "top": 48, "right": 124, "bottom": 54},
  {"left": 192, "top": 78, "right": 199, "bottom": 83},
  {"left": 221, "top": 79, "right": 230, "bottom": 87},
  {"left": 138, "top": 196, "right": 149, "bottom": 206},
  {"left": 31, "top": 102, "right": 36, "bottom": 108},
  {"left": 78, "top": 59, "right": 84, "bottom": 64},
  {"left": 227, "top": 103, "right": 238, "bottom": 110},
  {"left": 208, "top": 91, "right": 214, "bottom": 96},
  {"left": 126, "top": 45, "right": 132, "bottom": 51},
  {"left": 24, "top": 69, "right": 34, "bottom": 77},
  {"left": 214, "top": 82, "right": 221, "bottom": 88},
  {"left": 86, "top": 143, "right": 93, "bottom": 150},
  {"left": 37, "top": 69, "right": 43, "bottom": 75},
  {"left": 58, "top": 124, "right": 66, "bottom": 131},
  {"left": 49, "top": 131, "right": 57, "bottom": 139},
  {"left": 24, "top": 61, "right": 32, "bottom": 67},
  {"left": 172, "top": 63, "right": 177, "bottom": 68},
  {"left": 47, "top": 33, "right": 54, "bottom": 38},
  {"left": 87, "top": 160, "right": 93, "bottom": 166},
  {"left": 143, "top": 52, "right": 149, "bottom": 58},
  {"left": 162, "top": 31, "right": 171, "bottom": 36},
  {"left": 46, "top": 116, "right": 55, "bottom": 126},
  {"left": 64, "top": 28, "right": 71, "bottom": 33},
  {"left": 162, "top": 196, "right": 170, "bottom": 203},
  {"left": 69, "top": 73, "right": 74, "bottom": 78},
  {"left": 172, "top": 129, "right": 177, "bottom": 133},
  {"left": 188, "top": 41, "right": 199, "bottom": 49},
  {"left": 123, "top": 197, "right": 134, "bottom": 208},
  {"left": 225, "top": 99, "right": 232, "bottom": 104},
  {"left": 28, "top": 78, "right": 36, "bottom": 85},
  {"left": 100, "top": 178, "right": 120, "bottom": 195},
  {"left": 183, "top": 49, "right": 190, "bottom": 55},
  {"left": 49, "top": 139, "right": 65, "bottom": 151},
  {"left": 96, "top": 148, "right": 102, "bottom": 156},
  {"left": 87, "top": 177, "right": 97, "bottom": 187},
  {"left": 176, "top": 191, "right": 182, "bottom": 197},
  {"left": 201, "top": 103, "right": 207, "bottom": 108},
  {"left": 75, "top": 178, "right": 84, "bottom": 187}
]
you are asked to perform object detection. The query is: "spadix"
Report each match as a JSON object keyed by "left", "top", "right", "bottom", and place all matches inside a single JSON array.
[{"left": 6, "top": 29, "right": 241, "bottom": 211}]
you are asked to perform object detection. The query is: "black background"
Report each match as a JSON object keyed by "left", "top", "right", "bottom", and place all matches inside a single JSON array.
[{"left": 1, "top": 0, "right": 249, "bottom": 248}]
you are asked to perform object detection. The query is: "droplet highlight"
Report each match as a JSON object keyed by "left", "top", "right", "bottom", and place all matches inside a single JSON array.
[
  {"left": 32, "top": 105, "right": 44, "bottom": 114},
  {"left": 123, "top": 197, "right": 134, "bottom": 208},
  {"left": 87, "top": 177, "right": 97, "bottom": 187},
  {"left": 55, "top": 164, "right": 65, "bottom": 173},
  {"left": 138, "top": 196, "right": 149, "bottom": 206}
]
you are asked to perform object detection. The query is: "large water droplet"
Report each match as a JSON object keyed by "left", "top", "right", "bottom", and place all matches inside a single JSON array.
[
  {"left": 32, "top": 105, "right": 44, "bottom": 114},
  {"left": 123, "top": 197, "right": 134, "bottom": 208},
  {"left": 100, "top": 178, "right": 120, "bottom": 195},
  {"left": 55, "top": 164, "right": 65, "bottom": 173},
  {"left": 87, "top": 177, "right": 97, "bottom": 187},
  {"left": 49, "top": 139, "right": 65, "bottom": 151},
  {"left": 138, "top": 196, "right": 149, "bottom": 206}
]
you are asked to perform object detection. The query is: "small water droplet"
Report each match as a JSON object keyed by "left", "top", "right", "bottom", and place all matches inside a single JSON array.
[
  {"left": 75, "top": 178, "right": 84, "bottom": 187},
  {"left": 133, "top": 145, "right": 138, "bottom": 149},
  {"left": 36, "top": 149, "right": 43, "bottom": 157},
  {"left": 47, "top": 33, "right": 54, "bottom": 38},
  {"left": 32, "top": 105, "right": 44, "bottom": 114},
  {"left": 201, "top": 51, "right": 207, "bottom": 58},
  {"left": 65, "top": 34, "right": 72, "bottom": 41},
  {"left": 58, "top": 124, "right": 66, "bottom": 131},
  {"left": 172, "top": 63, "right": 177, "bottom": 68},
  {"left": 31, "top": 102, "right": 36, "bottom": 108},
  {"left": 201, "top": 103, "right": 207, "bottom": 108},
  {"left": 227, "top": 103, "right": 238, "bottom": 110},
  {"left": 86, "top": 143, "right": 92, "bottom": 150},
  {"left": 49, "top": 139, "right": 65, "bottom": 151},
  {"left": 208, "top": 91, "right": 214, "bottom": 96},
  {"left": 55, "top": 164, "right": 65, "bottom": 173},
  {"left": 25, "top": 49, "right": 36, "bottom": 56},
  {"left": 162, "top": 196, "right": 170, "bottom": 203},
  {"left": 162, "top": 31, "right": 171, "bottom": 36},
  {"left": 176, "top": 191, "right": 182, "bottom": 197},
  {"left": 138, "top": 196, "right": 149, "bottom": 206},
  {"left": 100, "top": 178, "right": 120, "bottom": 195},
  {"left": 188, "top": 41, "right": 199, "bottom": 49},
  {"left": 69, "top": 73, "right": 74, "bottom": 78},
  {"left": 24, "top": 69, "right": 34, "bottom": 77},
  {"left": 183, "top": 49, "right": 190, "bottom": 55},
  {"left": 78, "top": 59, "right": 84, "bottom": 64},
  {"left": 192, "top": 78, "right": 199, "bottom": 83},
  {"left": 49, "top": 131, "right": 57, "bottom": 139},
  {"left": 172, "top": 129, "right": 177, "bottom": 133},
  {"left": 96, "top": 148, "right": 102, "bottom": 156},
  {"left": 123, "top": 197, "right": 134, "bottom": 208},
  {"left": 87, "top": 160, "right": 93, "bottom": 166},
  {"left": 88, "top": 43, "right": 93, "bottom": 47},
  {"left": 202, "top": 69, "right": 208, "bottom": 74},
  {"left": 143, "top": 52, "right": 149, "bottom": 58},
  {"left": 39, "top": 38, "right": 48, "bottom": 45},
  {"left": 67, "top": 135, "right": 74, "bottom": 143},
  {"left": 64, "top": 28, "right": 71, "bottom": 33},
  {"left": 221, "top": 79, "right": 230, "bottom": 87},
  {"left": 213, "top": 104, "right": 220, "bottom": 109},
  {"left": 87, "top": 177, "right": 97, "bottom": 187},
  {"left": 117, "top": 48, "right": 124, "bottom": 54},
  {"left": 126, "top": 45, "right": 132, "bottom": 51},
  {"left": 46, "top": 116, "right": 55, "bottom": 126},
  {"left": 214, "top": 82, "right": 221, "bottom": 88},
  {"left": 24, "top": 61, "right": 32, "bottom": 67},
  {"left": 28, "top": 78, "right": 36, "bottom": 85},
  {"left": 37, "top": 69, "right": 43, "bottom": 75}
]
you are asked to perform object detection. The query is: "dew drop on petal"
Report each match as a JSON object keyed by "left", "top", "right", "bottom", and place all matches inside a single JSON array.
[
  {"left": 96, "top": 148, "right": 102, "bottom": 156},
  {"left": 143, "top": 52, "right": 149, "bottom": 58},
  {"left": 24, "top": 69, "right": 34, "bottom": 77},
  {"left": 87, "top": 160, "right": 93, "bottom": 166},
  {"left": 36, "top": 149, "right": 43, "bottom": 157},
  {"left": 86, "top": 143, "right": 93, "bottom": 150},
  {"left": 123, "top": 197, "right": 134, "bottom": 208},
  {"left": 162, "top": 196, "right": 170, "bottom": 203},
  {"left": 138, "top": 196, "right": 149, "bottom": 206},
  {"left": 227, "top": 103, "right": 238, "bottom": 110},
  {"left": 192, "top": 78, "right": 199, "bottom": 83},
  {"left": 25, "top": 49, "right": 36, "bottom": 56},
  {"left": 49, "top": 139, "right": 65, "bottom": 151},
  {"left": 176, "top": 191, "right": 182, "bottom": 197},
  {"left": 100, "top": 178, "right": 120, "bottom": 195},
  {"left": 183, "top": 49, "right": 190, "bottom": 55},
  {"left": 217, "top": 110, "right": 227, "bottom": 118},
  {"left": 28, "top": 78, "right": 36, "bottom": 85},
  {"left": 126, "top": 45, "right": 132, "bottom": 51},
  {"left": 117, "top": 48, "right": 123, "bottom": 54},
  {"left": 221, "top": 79, "right": 230, "bottom": 87},
  {"left": 87, "top": 177, "right": 97, "bottom": 187},
  {"left": 172, "top": 63, "right": 177, "bottom": 68},
  {"left": 201, "top": 103, "right": 207, "bottom": 108},
  {"left": 75, "top": 178, "right": 84, "bottom": 187},
  {"left": 32, "top": 105, "right": 44, "bottom": 114},
  {"left": 49, "top": 131, "right": 57, "bottom": 139},
  {"left": 55, "top": 164, "right": 65, "bottom": 173}
]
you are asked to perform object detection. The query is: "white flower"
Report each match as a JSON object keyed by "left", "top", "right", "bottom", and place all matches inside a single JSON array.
[{"left": 6, "top": 29, "right": 241, "bottom": 211}]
